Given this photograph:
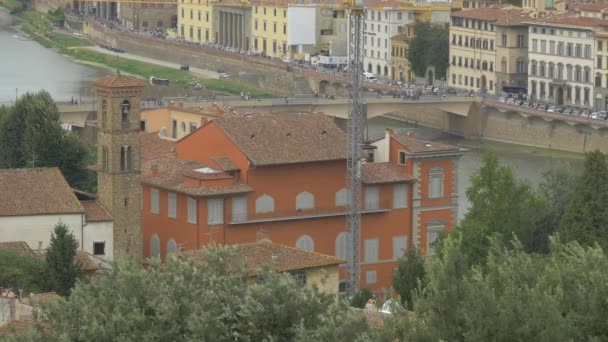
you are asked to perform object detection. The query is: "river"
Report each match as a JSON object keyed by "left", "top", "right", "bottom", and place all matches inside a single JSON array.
[
  {"left": 0, "top": 8, "right": 104, "bottom": 105},
  {"left": 0, "top": 9, "right": 584, "bottom": 220}
]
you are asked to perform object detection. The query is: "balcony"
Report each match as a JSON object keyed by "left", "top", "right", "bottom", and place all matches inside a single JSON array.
[{"left": 229, "top": 201, "right": 392, "bottom": 225}]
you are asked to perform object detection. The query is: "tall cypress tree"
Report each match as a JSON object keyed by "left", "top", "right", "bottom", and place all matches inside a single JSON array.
[
  {"left": 45, "top": 223, "right": 82, "bottom": 296},
  {"left": 559, "top": 150, "right": 608, "bottom": 251}
]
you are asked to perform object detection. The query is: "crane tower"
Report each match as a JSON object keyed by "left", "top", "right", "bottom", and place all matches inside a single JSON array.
[{"left": 345, "top": 0, "right": 365, "bottom": 296}]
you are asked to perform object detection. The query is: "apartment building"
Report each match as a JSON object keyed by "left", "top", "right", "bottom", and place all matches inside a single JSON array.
[
  {"left": 390, "top": 23, "right": 415, "bottom": 82},
  {"left": 250, "top": 0, "right": 288, "bottom": 57},
  {"left": 449, "top": 6, "right": 531, "bottom": 95},
  {"left": 177, "top": 0, "right": 213, "bottom": 42},
  {"left": 526, "top": 16, "right": 607, "bottom": 108},
  {"left": 140, "top": 114, "right": 465, "bottom": 293},
  {"left": 363, "top": 0, "right": 417, "bottom": 79}
]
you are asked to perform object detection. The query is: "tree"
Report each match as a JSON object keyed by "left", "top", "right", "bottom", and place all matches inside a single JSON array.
[
  {"left": 559, "top": 150, "right": 608, "bottom": 251},
  {"left": 381, "top": 237, "right": 608, "bottom": 341},
  {"left": 457, "top": 152, "right": 545, "bottom": 264},
  {"left": 407, "top": 22, "right": 449, "bottom": 79},
  {"left": 9, "top": 245, "right": 373, "bottom": 341},
  {"left": 0, "top": 91, "right": 95, "bottom": 191},
  {"left": 349, "top": 288, "right": 375, "bottom": 308},
  {"left": 45, "top": 223, "right": 82, "bottom": 296},
  {"left": 529, "top": 164, "right": 578, "bottom": 253},
  {"left": 0, "top": 250, "right": 48, "bottom": 294},
  {"left": 392, "top": 249, "right": 426, "bottom": 310}
]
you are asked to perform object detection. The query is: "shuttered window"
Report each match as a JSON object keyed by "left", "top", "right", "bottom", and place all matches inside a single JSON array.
[
  {"left": 429, "top": 168, "right": 445, "bottom": 199},
  {"left": 335, "top": 232, "right": 348, "bottom": 259},
  {"left": 187, "top": 197, "right": 197, "bottom": 224},
  {"left": 366, "top": 271, "right": 377, "bottom": 284},
  {"left": 393, "top": 184, "right": 407, "bottom": 209},
  {"left": 232, "top": 196, "right": 248, "bottom": 222},
  {"left": 364, "top": 238, "right": 379, "bottom": 263},
  {"left": 296, "top": 191, "right": 314, "bottom": 210},
  {"left": 168, "top": 192, "right": 177, "bottom": 219},
  {"left": 150, "top": 234, "right": 160, "bottom": 257},
  {"left": 365, "top": 186, "right": 379, "bottom": 210},
  {"left": 207, "top": 198, "right": 224, "bottom": 225},
  {"left": 151, "top": 189, "right": 159, "bottom": 214},
  {"left": 335, "top": 188, "right": 348, "bottom": 207},
  {"left": 393, "top": 236, "right": 407, "bottom": 260},
  {"left": 296, "top": 235, "right": 314, "bottom": 251}
]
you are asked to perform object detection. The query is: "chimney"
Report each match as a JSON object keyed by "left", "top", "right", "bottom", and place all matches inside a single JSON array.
[
  {"left": 151, "top": 165, "right": 158, "bottom": 176},
  {"left": 385, "top": 128, "right": 395, "bottom": 139}
]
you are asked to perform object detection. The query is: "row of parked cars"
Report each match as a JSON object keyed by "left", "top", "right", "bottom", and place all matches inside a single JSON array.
[{"left": 497, "top": 96, "right": 607, "bottom": 119}]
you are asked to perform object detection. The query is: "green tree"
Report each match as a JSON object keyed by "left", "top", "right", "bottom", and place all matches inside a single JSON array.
[
  {"left": 529, "top": 164, "right": 578, "bottom": 253},
  {"left": 457, "top": 152, "right": 545, "bottom": 264},
  {"left": 349, "top": 287, "right": 375, "bottom": 308},
  {"left": 407, "top": 22, "right": 449, "bottom": 79},
  {"left": 9, "top": 245, "right": 373, "bottom": 341},
  {"left": 0, "top": 91, "right": 95, "bottom": 191},
  {"left": 45, "top": 223, "right": 82, "bottom": 296},
  {"left": 0, "top": 250, "right": 48, "bottom": 294},
  {"left": 559, "top": 150, "right": 608, "bottom": 251},
  {"left": 381, "top": 237, "right": 608, "bottom": 341},
  {"left": 392, "top": 249, "right": 426, "bottom": 310}
]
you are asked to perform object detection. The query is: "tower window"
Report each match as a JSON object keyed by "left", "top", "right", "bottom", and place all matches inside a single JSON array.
[
  {"left": 93, "top": 241, "right": 106, "bottom": 255},
  {"left": 121, "top": 100, "right": 131, "bottom": 129},
  {"left": 120, "top": 146, "right": 131, "bottom": 171},
  {"left": 102, "top": 146, "right": 109, "bottom": 172},
  {"left": 101, "top": 100, "right": 107, "bottom": 129}
]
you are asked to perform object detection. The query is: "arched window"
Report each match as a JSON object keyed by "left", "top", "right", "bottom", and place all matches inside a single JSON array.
[
  {"left": 296, "top": 235, "right": 314, "bottom": 251},
  {"left": 181, "top": 121, "right": 186, "bottom": 132},
  {"left": 368, "top": 63, "right": 372, "bottom": 73},
  {"left": 335, "top": 188, "right": 348, "bottom": 207},
  {"left": 335, "top": 232, "right": 348, "bottom": 259},
  {"left": 376, "top": 64, "right": 381, "bottom": 76},
  {"left": 121, "top": 100, "right": 130, "bottom": 128},
  {"left": 102, "top": 146, "right": 108, "bottom": 172},
  {"left": 516, "top": 59, "right": 525, "bottom": 74},
  {"left": 255, "top": 194, "right": 275, "bottom": 214},
  {"left": 530, "top": 60, "right": 537, "bottom": 76},
  {"left": 428, "top": 167, "right": 444, "bottom": 199},
  {"left": 384, "top": 66, "right": 388, "bottom": 77},
  {"left": 151, "top": 234, "right": 160, "bottom": 257},
  {"left": 101, "top": 100, "right": 107, "bottom": 128},
  {"left": 167, "top": 239, "right": 177, "bottom": 254},
  {"left": 426, "top": 219, "right": 446, "bottom": 255},
  {"left": 296, "top": 191, "right": 314, "bottom": 210},
  {"left": 120, "top": 145, "right": 130, "bottom": 171}
]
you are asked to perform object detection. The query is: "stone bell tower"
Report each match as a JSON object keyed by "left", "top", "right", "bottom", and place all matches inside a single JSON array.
[{"left": 94, "top": 74, "right": 144, "bottom": 258}]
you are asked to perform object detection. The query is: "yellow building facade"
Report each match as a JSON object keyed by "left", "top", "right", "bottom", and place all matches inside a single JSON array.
[
  {"left": 251, "top": 0, "right": 289, "bottom": 57},
  {"left": 390, "top": 24, "right": 415, "bottom": 82},
  {"left": 177, "top": 0, "right": 214, "bottom": 42}
]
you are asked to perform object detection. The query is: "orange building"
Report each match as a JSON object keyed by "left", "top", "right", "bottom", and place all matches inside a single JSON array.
[{"left": 140, "top": 114, "right": 465, "bottom": 294}]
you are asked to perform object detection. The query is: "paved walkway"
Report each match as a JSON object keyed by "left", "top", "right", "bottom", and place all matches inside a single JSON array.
[{"left": 80, "top": 46, "right": 219, "bottom": 79}]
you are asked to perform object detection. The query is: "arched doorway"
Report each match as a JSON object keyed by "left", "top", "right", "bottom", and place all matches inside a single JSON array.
[
  {"left": 480, "top": 75, "right": 487, "bottom": 94},
  {"left": 368, "top": 63, "right": 372, "bottom": 73},
  {"left": 556, "top": 87, "right": 564, "bottom": 105},
  {"left": 384, "top": 66, "right": 389, "bottom": 77},
  {"left": 427, "top": 69, "right": 434, "bottom": 85},
  {"left": 376, "top": 65, "right": 381, "bottom": 76}
]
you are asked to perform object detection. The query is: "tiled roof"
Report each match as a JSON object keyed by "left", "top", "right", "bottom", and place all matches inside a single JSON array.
[
  {"left": 576, "top": 3, "right": 608, "bottom": 11},
  {"left": 94, "top": 74, "right": 145, "bottom": 88},
  {"left": 528, "top": 15, "right": 608, "bottom": 27},
  {"left": 182, "top": 241, "right": 344, "bottom": 275},
  {"left": 0, "top": 241, "right": 34, "bottom": 256},
  {"left": 0, "top": 319, "right": 33, "bottom": 336},
  {"left": 140, "top": 132, "right": 176, "bottom": 162},
  {"left": 451, "top": 6, "right": 534, "bottom": 25},
  {"left": 80, "top": 200, "right": 113, "bottom": 222},
  {"left": 0, "top": 168, "right": 83, "bottom": 217},
  {"left": 142, "top": 154, "right": 254, "bottom": 197},
  {"left": 392, "top": 134, "right": 460, "bottom": 154},
  {"left": 213, "top": 114, "right": 347, "bottom": 166},
  {"left": 362, "top": 162, "right": 416, "bottom": 184},
  {"left": 212, "top": 157, "right": 240, "bottom": 171},
  {"left": 75, "top": 251, "right": 99, "bottom": 272},
  {"left": 358, "top": 309, "right": 387, "bottom": 330},
  {"left": 391, "top": 33, "right": 413, "bottom": 42}
]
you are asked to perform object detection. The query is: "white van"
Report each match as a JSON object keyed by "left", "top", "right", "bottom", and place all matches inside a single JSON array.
[{"left": 363, "top": 72, "right": 377, "bottom": 82}]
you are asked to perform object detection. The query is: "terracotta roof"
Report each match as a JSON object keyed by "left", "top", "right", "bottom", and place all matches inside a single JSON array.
[
  {"left": 94, "top": 74, "right": 145, "bottom": 88},
  {"left": 212, "top": 114, "right": 347, "bottom": 166},
  {"left": 0, "top": 168, "right": 84, "bottom": 217},
  {"left": 0, "top": 319, "right": 33, "bottom": 336},
  {"left": 576, "top": 3, "right": 608, "bottom": 11},
  {"left": 182, "top": 241, "right": 344, "bottom": 275},
  {"left": 140, "top": 132, "right": 176, "bottom": 162},
  {"left": 451, "top": 6, "right": 534, "bottom": 25},
  {"left": 392, "top": 134, "right": 461, "bottom": 154},
  {"left": 212, "top": 157, "right": 240, "bottom": 171},
  {"left": 0, "top": 241, "right": 34, "bottom": 256},
  {"left": 80, "top": 200, "right": 113, "bottom": 222},
  {"left": 528, "top": 15, "right": 608, "bottom": 27},
  {"left": 142, "top": 154, "right": 254, "bottom": 197},
  {"left": 359, "top": 309, "right": 387, "bottom": 330},
  {"left": 362, "top": 162, "right": 415, "bottom": 184},
  {"left": 391, "top": 33, "right": 413, "bottom": 42}
]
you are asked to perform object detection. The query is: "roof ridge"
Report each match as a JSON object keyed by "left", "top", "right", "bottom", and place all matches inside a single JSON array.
[{"left": 245, "top": 241, "right": 344, "bottom": 263}]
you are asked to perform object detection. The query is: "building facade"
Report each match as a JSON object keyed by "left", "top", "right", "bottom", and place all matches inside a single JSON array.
[
  {"left": 140, "top": 114, "right": 464, "bottom": 294},
  {"left": 449, "top": 6, "right": 531, "bottom": 95},
  {"left": 390, "top": 24, "right": 415, "bottom": 82},
  {"left": 526, "top": 17, "right": 604, "bottom": 108},
  {"left": 177, "top": 0, "right": 214, "bottom": 42},
  {"left": 95, "top": 74, "right": 145, "bottom": 258},
  {"left": 251, "top": 0, "right": 288, "bottom": 57}
]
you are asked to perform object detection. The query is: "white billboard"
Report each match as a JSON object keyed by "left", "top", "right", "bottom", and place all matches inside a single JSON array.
[{"left": 287, "top": 7, "right": 317, "bottom": 46}]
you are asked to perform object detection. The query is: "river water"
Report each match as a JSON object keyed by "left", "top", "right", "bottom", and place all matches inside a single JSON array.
[
  {"left": 0, "top": 9, "right": 584, "bottom": 220},
  {"left": 0, "top": 9, "right": 104, "bottom": 105}
]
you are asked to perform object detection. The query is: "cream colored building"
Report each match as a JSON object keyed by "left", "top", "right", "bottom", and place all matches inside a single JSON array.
[
  {"left": 449, "top": 6, "right": 532, "bottom": 95},
  {"left": 525, "top": 16, "right": 606, "bottom": 108},
  {"left": 177, "top": 0, "right": 214, "bottom": 42}
]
